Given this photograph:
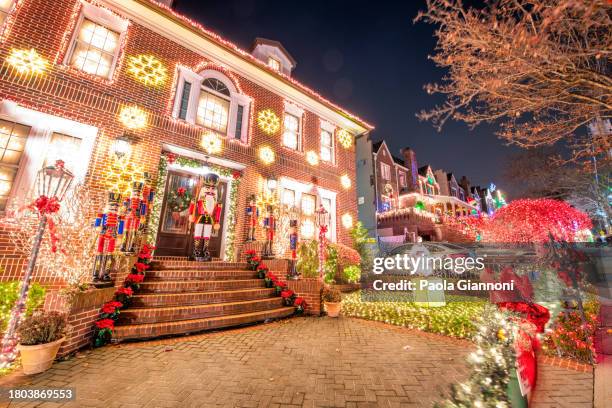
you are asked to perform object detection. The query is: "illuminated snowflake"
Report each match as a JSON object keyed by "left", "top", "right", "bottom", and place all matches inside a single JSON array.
[
  {"left": 119, "top": 105, "right": 148, "bottom": 130},
  {"left": 337, "top": 129, "right": 353, "bottom": 149},
  {"left": 6, "top": 48, "right": 47, "bottom": 75},
  {"left": 127, "top": 55, "right": 167, "bottom": 86},
  {"left": 257, "top": 109, "right": 280, "bottom": 135}
]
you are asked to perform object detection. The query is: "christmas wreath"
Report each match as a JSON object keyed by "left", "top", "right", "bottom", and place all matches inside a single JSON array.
[{"left": 166, "top": 187, "right": 192, "bottom": 212}]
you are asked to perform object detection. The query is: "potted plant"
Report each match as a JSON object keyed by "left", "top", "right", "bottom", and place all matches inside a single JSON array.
[
  {"left": 322, "top": 287, "right": 342, "bottom": 317},
  {"left": 17, "top": 311, "right": 67, "bottom": 375}
]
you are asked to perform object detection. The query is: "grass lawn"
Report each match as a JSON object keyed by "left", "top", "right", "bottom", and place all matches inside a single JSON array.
[{"left": 341, "top": 290, "right": 487, "bottom": 339}]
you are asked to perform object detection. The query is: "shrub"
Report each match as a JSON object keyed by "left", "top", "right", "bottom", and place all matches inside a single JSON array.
[
  {"left": 323, "top": 246, "right": 338, "bottom": 284},
  {"left": 322, "top": 287, "right": 342, "bottom": 303},
  {"left": 0, "top": 281, "right": 46, "bottom": 333},
  {"left": 17, "top": 311, "right": 67, "bottom": 346},
  {"left": 343, "top": 265, "right": 361, "bottom": 284},
  {"left": 296, "top": 240, "right": 319, "bottom": 278},
  {"left": 332, "top": 243, "right": 361, "bottom": 268},
  {"left": 349, "top": 222, "right": 372, "bottom": 274}
]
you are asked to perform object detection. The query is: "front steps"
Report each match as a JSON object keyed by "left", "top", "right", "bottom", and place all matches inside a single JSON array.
[{"left": 113, "top": 259, "right": 295, "bottom": 341}]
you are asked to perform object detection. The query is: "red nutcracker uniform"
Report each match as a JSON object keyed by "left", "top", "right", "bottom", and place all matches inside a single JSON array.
[{"left": 189, "top": 173, "right": 222, "bottom": 261}]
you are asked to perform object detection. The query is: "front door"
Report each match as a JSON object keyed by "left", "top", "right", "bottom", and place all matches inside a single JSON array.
[{"left": 155, "top": 169, "right": 227, "bottom": 258}]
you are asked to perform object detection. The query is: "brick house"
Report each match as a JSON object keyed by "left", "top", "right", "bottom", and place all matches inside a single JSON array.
[
  {"left": 358, "top": 139, "right": 478, "bottom": 242},
  {"left": 0, "top": 0, "right": 372, "bottom": 288}
]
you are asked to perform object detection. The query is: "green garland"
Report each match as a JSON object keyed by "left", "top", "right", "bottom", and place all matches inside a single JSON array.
[{"left": 147, "top": 154, "right": 241, "bottom": 261}]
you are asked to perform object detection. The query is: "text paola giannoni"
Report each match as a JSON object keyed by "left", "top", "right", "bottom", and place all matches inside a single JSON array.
[{"left": 372, "top": 254, "right": 486, "bottom": 275}]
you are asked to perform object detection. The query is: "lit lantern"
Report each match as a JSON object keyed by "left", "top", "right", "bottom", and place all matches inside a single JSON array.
[
  {"left": 6, "top": 48, "right": 47, "bottom": 75},
  {"left": 119, "top": 105, "right": 148, "bottom": 130},
  {"left": 340, "top": 174, "right": 351, "bottom": 189},
  {"left": 337, "top": 129, "right": 352, "bottom": 149},
  {"left": 257, "top": 109, "right": 280, "bottom": 135},
  {"left": 127, "top": 54, "right": 167, "bottom": 86},
  {"left": 306, "top": 151, "right": 319, "bottom": 166},
  {"left": 36, "top": 160, "right": 74, "bottom": 200},
  {"left": 342, "top": 213, "right": 353, "bottom": 229},
  {"left": 315, "top": 204, "right": 330, "bottom": 280},
  {"left": 112, "top": 134, "right": 131, "bottom": 159},
  {"left": 201, "top": 131, "right": 222, "bottom": 155},
  {"left": 259, "top": 146, "right": 275, "bottom": 165}
]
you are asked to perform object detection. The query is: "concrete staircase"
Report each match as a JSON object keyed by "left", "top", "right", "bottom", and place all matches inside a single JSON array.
[{"left": 113, "top": 258, "right": 295, "bottom": 341}]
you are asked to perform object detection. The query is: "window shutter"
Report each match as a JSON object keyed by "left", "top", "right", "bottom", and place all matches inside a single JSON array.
[
  {"left": 178, "top": 81, "right": 191, "bottom": 120},
  {"left": 235, "top": 105, "right": 244, "bottom": 140}
]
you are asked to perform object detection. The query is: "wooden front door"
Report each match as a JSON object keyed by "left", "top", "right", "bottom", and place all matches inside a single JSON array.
[{"left": 155, "top": 170, "right": 227, "bottom": 258}]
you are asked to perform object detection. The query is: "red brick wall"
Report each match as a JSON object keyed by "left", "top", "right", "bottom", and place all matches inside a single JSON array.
[{"left": 0, "top": 0, "right": 362, "bottom": 284}]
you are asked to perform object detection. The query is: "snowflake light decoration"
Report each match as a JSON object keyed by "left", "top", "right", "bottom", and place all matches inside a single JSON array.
[
  {"left": 119, "top": 105, "right": 148, "bottom": 130},
  {"left": 104, "top": 157, "right": 144, "bottom": 196},
  {"left": 340, "top": 174, "right": 351, "bottom": 189},
  {"left": 306, "top": 151, "right": 319, "bottom": 166},
  {"left": 257, "top": 109, "right": 280, "bottom": 135},
  {"left": 342, "top": 213, "right": 354, "bottom": 229},
  {"left": 6, "top": 48, "right": 47, "bottom": 75},
  {"left": 201, "top": 131, "right": 222, "bottom": 155},
  {"left": 337, "top": 129, "right": 353, "bottom": 149},
  {"left": 127, "top": 54, "right": 167, "bottom": 86},
  {"left": 259, "top": 146, "right": 275, "bottom": 165}
]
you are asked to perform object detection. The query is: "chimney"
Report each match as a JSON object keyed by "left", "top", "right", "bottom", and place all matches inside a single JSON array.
[
  {"left": 400, "top": 148, "right": 418, "bottom": 190},
  {"left": 459, "top": 176, "right": 471, "bottom": 198}
]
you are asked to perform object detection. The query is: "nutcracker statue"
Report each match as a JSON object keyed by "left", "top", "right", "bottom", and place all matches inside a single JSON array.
[
  {"left": 189, "top": 173, "right": 222, "bottom": 261},
  {"left": 121, "top": 180, "right": 144, "bottom": 253},
  {"left": 92, "top": 192, "right": 125, "bottom": 281},
  {"left": 288, "top": 219, "right": 299, "bottom": 279},
  {"left": 262, "top": 204, "right": 276, "bottom": 259},
  {"left": 245, "top": 194, "right": 258, "bottom": 242}
]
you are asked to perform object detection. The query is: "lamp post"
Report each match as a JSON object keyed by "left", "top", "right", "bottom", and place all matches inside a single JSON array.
[
  {"left": 0, "top": 160, "right": 74, "bottom": 368},
  {"left": 315, "top": 204, "right": 329, "bottom": 281}
]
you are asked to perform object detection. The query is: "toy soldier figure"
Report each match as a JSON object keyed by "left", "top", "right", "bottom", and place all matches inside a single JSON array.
[
  {"left": 92, "top": 192, "right": 125, "bottom": 282},
  {"left": 245, "top": 194, "right": 258, "bottom": 241},
  {"left": 262, "top": 204, "right": 276, "bottom": 259},
  {"left": 189, "top": 173, "right": 222, "bottom": 261}
]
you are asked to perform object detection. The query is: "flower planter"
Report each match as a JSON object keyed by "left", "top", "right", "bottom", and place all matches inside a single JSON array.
[
  {"left": 18, "top": 336, "right": 65, "bottom": 375},
  {"left": 325, "top": 302, "right": 341, "bottom": 317}
]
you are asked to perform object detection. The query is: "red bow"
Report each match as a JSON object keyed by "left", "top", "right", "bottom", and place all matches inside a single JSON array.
[
  {"left": 28, "top": 196, "right": 61, "bottom": 253},
  {"left": 319, "top": 226, "right": 328, "bottom": 235}
]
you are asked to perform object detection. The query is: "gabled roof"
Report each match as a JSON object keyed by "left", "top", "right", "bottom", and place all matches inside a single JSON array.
[
  {"left": 392, "top": 155, "right": 405, "bottom": 166},
  {"left": 372, "top": 140, "right": 384, "bottom": 152},
  {"left": 418, "top": 165, "right": 431, "bottom": 176},
  {"left": 251, "top": 37, "right": 298, "bottom": 67}
]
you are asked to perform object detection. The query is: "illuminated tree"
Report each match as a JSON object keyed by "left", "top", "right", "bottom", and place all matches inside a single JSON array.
[
  {"left": 415, "top": 0, "right": 611, "bottom": 162},
  {"left": 480, "top": 199, "right": 592, "bottom": 243}
]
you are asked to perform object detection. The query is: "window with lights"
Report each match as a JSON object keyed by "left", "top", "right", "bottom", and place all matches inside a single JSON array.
[
  {"left": 196, "top": 78, "right": 231, "bottom": 134},
  {"left": 283, "top": 113, "right": 300, "bottom": 150},
  {"left": 0, "top": 0, "right": 14, "bottom": 28},
  {"left": 320, "top": 129, "right": 334, "bottom": 163},
  {"left": 69, "top": 19, "right": 119, "bottom": 78},
  {"left": 0, "top": 120, "right": 30, "bottom": 210},
  {"left": 267, "top": 56, "right": 281, "bottom": 71},
  {"left": 380, "top": 162, "right": 391, "bottom": 180}
]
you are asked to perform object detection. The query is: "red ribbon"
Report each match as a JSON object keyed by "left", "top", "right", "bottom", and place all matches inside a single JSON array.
[{"left": 27, "top": 196, "right": 61, "bottom": 253}]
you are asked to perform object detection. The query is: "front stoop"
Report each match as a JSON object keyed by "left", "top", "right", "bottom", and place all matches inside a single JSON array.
[{"left": 113, "top": 258, "right": 295, "bottom": 341}]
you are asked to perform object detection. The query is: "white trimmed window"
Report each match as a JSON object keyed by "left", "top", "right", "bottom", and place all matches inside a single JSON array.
[
  {"left": 380, "top": 162, "right": 391, "bottom": 180},
  {"left": 65, "top": 3, "right": 128, "bottom": 79},
  {"left": 0, "top": 0, "right": 14, "bottom": 27},
  {"left": 320, "top": 120, "right": 335, "bottom": 164},
  {"left": 398, "top": 171, "right": 406, "bottom": 187},
  {"left": 282, "top": 188, "right": 296, "bottom": 207},
  {"left": 0, "top": 100, "right": 97, "bottom": 211},
  {"left": 172, "top": 68, "right": 250, "bottom": 142},
  {"left": 267, "top": 56, "right": 281, "bottom": 71},
  {"left": 282, "top": 102, "right": 304, "bottom": 151}
]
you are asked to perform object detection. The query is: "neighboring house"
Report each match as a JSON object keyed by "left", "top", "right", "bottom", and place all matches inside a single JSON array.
[
  {"left": 0, "top": 0, "right": 372, "bottom": 285},
  {"left": 357, "top": 139, "right": 479, "bottom": 242}
]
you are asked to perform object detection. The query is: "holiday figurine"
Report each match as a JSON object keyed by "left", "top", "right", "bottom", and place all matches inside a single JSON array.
[
  {"left": 92, "top": 192, "right": 124, "bottom": 282},
  {"left": 121, "top": 180, "right": 144, "bottom": 253},
  {"left": 262, "top": 204, "right": 276, "bottom": 259},
  {"left": 189, "top": 173, "right": 222, "bottom": 261},
  {"left": 245, "top": 194, "right": 258, "bottom": 242},
  {"left": 288, "top": 219, "right": 299, "bottom": 279}
]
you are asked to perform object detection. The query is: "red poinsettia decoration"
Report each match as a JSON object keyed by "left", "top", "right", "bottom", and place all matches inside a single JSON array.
[
  {"left": 135, "top": 262, "right": 150, "bottom": 273},
  {"left": 100, "top": 301, "right": 123, "bottom": 314},
  {"left": 295, "top": 297, "right": 306, "bottom": 306},
  {"left": 177, "top": 187, "right": 186, "bottom": 196},
  {"left": 166, "top": 152, "right": 177, "bottom": 164},
  {"left": 281, "top": 289, "right": 295, "bottom": 299},
  {"left": 232, "top": 170, "right": 242, "bottom": 179},
  {"left": 116, "top": 287, "right": 133, "bottom": 296},
  {"left": 126, "top": 273, "right": 145, "bottom": 283},
  {"left": 95, "top": 318, "right": 115, "bottom": 330}
]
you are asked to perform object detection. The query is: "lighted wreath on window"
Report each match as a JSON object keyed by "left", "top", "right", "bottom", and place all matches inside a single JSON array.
[
  {"left": 127, "top": 54, "right": 167, "bottom": 86},
  {"left": 257, "top": 109, "right": 280, "bottom": 135}
]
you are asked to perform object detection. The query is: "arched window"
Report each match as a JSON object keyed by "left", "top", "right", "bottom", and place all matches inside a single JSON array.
[{"left": 172, "top": 67, "right": 251, "bottom": 142}]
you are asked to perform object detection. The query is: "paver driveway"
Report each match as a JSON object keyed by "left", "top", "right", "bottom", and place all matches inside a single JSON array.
[{"left": 2, "top": 317, "right": 472, "bottom": 408}]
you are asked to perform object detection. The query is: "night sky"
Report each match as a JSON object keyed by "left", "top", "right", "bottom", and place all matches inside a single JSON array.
[{"left": 174, "top": 0, "right": 523, "bottom": 194}]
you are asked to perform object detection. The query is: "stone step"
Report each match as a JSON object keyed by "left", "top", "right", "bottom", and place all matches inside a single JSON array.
[
  {"left": 150, "top": 260, "right": 248, "bottom": 271},
  {"left": 113, "top": 307, "right": 295, "bottom": 341},
  {"left": 145, "top": 269, "right": 258, "bottom": 281},
  {"left": 131, "top": 288, "right": 276, "bottom": 308},
  {"left": 138, "top": 279, "right": 265, "bottom": 293},
  {"left": 117, "top": 297, "right": 284, "bottom": 324}
]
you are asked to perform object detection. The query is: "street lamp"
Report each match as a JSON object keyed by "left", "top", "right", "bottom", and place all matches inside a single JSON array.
[
  {"left": 0, "top": 160, "right": 74, "bottom": 368},
  {"left": 315, "top": 204, "right": 330, "bottom": 280}
]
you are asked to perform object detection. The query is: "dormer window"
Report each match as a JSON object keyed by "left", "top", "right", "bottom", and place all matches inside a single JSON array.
[
  {"left": 267, "top": 56, "right": 281, "bottom": 71},
  {"left": 172, "top": 67, "right": 251, "bottom": 143}
]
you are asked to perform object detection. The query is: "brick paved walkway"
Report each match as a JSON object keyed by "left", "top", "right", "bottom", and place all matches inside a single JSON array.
[{"left": 1, "top": 317, "right": 472, "bottom": 408}]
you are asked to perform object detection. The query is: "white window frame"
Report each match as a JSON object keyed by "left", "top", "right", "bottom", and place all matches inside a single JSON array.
[
  {"left": 63, "top": 2, "right": 129, "bottom": 80},
  {"left": 0, "top": 100, "right": 97, "bottom": 205},
  {"left": 320, "top": 119, "right": 335, "bottom": 164},
  {"left": 172, "top": 67, "right": 251, "bottom": 143},
  {"left": 380, "top": 162, "right": 391, "bottom": 180},
  {"left": 0, "top": 0, "right": 15, "bottom": 30},
  {"left": 398, "top": 171, "right": 406, "bottom": 187},
  {"left": 283, "top": 101, "right": 304, "bottom": 151},
  {"left": 267, "top": 56, "right": 281, "bottom": 71}
]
